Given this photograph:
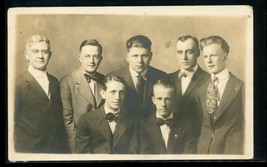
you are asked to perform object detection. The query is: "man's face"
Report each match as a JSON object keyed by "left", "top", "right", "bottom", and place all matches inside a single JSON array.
[
  {"left": 100, "top": 81, "right": 126, "bottom": 111},
  {"left": 152, "top": 85, "right": 175, "bottom": 119},
  {"left": 79, "top": 45, "right": 102, "bottom": 74},
  {"left": 203, "top": 43, "right": 227, "bottom": 74},
  {"left": 126, "top": 47, "right": 152, "bottom": 73},
  {"left": 176, "top": 39, "right": 199, "bottom": 70},
  {"left": 25, "top": 41, "right": 51, "bottom": 71}
]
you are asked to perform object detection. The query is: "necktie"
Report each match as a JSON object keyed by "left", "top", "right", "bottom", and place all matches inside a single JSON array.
[
  {"left": 206, "top": 76, "right": 219, "bottom": 115},
  {"left": 84, "top": 73, "right": 98, "bottom": 83},
  {"left": 136, "top": 73, "right": 145, "bottom": 95},
  {"left": 157, "top": 118, "right": 174, "bottom": 127},
  {"left": 106, "top": 112, "right": 119, "bottom": 122}
]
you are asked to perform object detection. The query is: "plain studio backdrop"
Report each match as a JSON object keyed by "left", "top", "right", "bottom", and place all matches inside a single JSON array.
[{"left": 12, "top": 14, "right": 248, "bottom": 81}]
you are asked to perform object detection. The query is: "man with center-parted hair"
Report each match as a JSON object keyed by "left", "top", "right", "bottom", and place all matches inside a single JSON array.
[
  {"left": 75, "top": 75, "right": 138, "bottom": 154},
  {"left": 60, "top": 39, "right": 105, "bottom": 153},
  {"left": 108, "top": 35, "right": 167, "bottom": 118},
  {"left": 139, "top": 78, "right": 197, "bottom": 154}
]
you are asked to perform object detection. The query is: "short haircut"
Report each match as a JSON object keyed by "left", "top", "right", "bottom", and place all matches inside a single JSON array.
[
  {"left": 25, "top": 35, "right": 50, "bottom": 51},
  {"left": 102, "top": 75, "right": 127, "bottom": 91},
  {"left": 177, "top": 35, "right": 200, "bottom": 52},
  {"left": 200, "top": 35, "right": 230, "bottom": 53},
  {"left": 152, "top": 78, "right": 177, "bottom": 96},
  {"left": 79, "top": 39, "right": 103, "bottom": 55},
  {"left": 126, "top": 35, "right": 152, "bottom": 52}
]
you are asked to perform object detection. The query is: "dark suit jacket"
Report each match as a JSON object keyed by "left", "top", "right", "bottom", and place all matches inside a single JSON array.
[
  {"left": 168, "top": 67, "right": 209, "bottom": 138},
  {"left": 108, "top": 66, "right": 167, "bottom": 117},
  {"left": 15, "top": 71, "right": 68, "bottom": 153},
  {"left": 139, "top": 113, "right": 197, "bottom": 154},
  {"left": 75, "top": 106, "right": 138, "bottom": 154},
  {"left": 196, "top": 73, "right": 244, "bottom": 154},
  {"left": 60, "top": 67, "right": 105, "bottom": 152}
]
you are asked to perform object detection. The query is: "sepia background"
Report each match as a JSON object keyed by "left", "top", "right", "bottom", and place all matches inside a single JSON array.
[{"left": 13, "top": 14, "right": 248, "bottom": 81}]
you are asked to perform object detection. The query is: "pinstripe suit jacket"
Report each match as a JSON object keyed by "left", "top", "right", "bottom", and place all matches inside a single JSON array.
[{"left": 75, "top": 106, "right": 138, "bottom": 154}]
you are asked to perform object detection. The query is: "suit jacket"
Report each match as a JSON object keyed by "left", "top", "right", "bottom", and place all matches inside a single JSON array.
[
  {"left": 60, "top": 67, "right": 105, "bottom": 153},
  {"left": 139, "top": 113, "right": 197, "bottom": 154},
  {"left": 196, "top": 73, "right": 244, "bottom": 154},
  {"left": 15, "top": 71, "right": 68, "bottom": 153},
  {"left": 168, "top": 67, "right": 209, "bottom": 138},
  {"left": 75, "top": 106, "right": 138, "bottom": 154},
  {"left": 108, "top": 66, "right": 167, "bottom": 118}
]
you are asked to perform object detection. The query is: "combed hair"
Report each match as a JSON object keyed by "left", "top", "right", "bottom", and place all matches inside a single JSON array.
[
  {"left": 25, "top": 35, "right": 50, "bottom": 51},
  {"left": 152, "top": 78, "right": 177, "bottom": 96},
  {"left": 200, "top": 35, "right": 230, "bottom": 53},
  {"left": 79, "top": 39, "right": 103, "bottom": 55},
  {"left": 126, "top": 35, "right": 152, "bottom": 52},
  {"left": 102, "top": 75, "right": 127, "bottom": 91}
]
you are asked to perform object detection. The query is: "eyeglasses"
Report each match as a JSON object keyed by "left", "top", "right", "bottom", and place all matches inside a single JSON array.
[{"left": 31, "top": 49, "right": 50, "bottom": 55}]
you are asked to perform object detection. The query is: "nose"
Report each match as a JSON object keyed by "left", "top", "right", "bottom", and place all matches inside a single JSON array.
[
  {"left": 114, "top": 92, "right": 120, "bottom": 100},
  {"left": 88, "top": 56, "right": 95, "bottom": 63},
  {"left": 37, "top": 51, "right": 44, "bottom": 59},
  {"left": 137, "top": 55, "right": 143, "bottom": 63},
  {"left": 160, "top": 99, "right": 166, "bottom": 107},
  {"left": 182, "top": 52, "right": 188, "bottom": 60},
  {"left": 207, "top": 56, "right": 212, "bottom": 63}
]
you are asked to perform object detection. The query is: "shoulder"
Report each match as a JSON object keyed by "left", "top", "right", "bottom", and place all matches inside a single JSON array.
[
  {"left": 168, "top": 70, "right": 179, "bottom": 78},
  {"left": 107, "top": 66, "right": 129, "bottom": 77},
  {"left": 60, "top": 69, "right": 80, "bottom": 83},
  {"left": 47, "top": 73, "right": 59, "bottom": 83},
  {"left": 229, "top": 73, "right": 244, "bottom": 85},
  {"left": 147, "top": 66, "right": 167, "bottom": 78}
]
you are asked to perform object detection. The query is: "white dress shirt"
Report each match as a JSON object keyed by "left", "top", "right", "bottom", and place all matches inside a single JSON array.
[
  {"left": 28, "top": 65, "right": 50, "bottom": 99},
  {"left": 104, "top": 104, "right": 120, "bottom": 134},
  {"left": 84, "top": 72, "right": 96, "bottom": 95},
  {"left": 156, "top": 112, "right": 174, "bottom": 148},
  {"left": 129, "top": 66, "right": 147, "bottom": 91},
  {"left": 211, "top": 68, "right": 230, "bottom": 106},
  {"left": 180, "top": 65, "right": 198, "bottom": 95}
]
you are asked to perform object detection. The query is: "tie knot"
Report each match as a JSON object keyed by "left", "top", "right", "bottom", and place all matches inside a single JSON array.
[
  {"left": 179, "top": 69, "right": 194, "bottom": 79},
  {"left": 212, "top": 76, "right": 218, "bottom": 83},
  {"left": 106, "top": 112, "right": 119, "bottom": 122},
  {"left": 84, "top": 73, "right": 98, "bottom": 83},
  {"left": 157, "top": 118, "right": 174, "bottom": 127}
]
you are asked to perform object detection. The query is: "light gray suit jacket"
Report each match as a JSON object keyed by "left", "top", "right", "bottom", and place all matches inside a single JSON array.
[{"left": 60, "top": 67, "right": 104, "bottom": 152}]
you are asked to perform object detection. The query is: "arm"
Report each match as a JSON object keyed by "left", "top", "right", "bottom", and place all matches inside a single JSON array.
[
  {"left": 59, "top": 77, "right": 76, "bottom": 153},
  {"left": 75, "top": 114, "right": 91, "bottom": 153},
  {"left": 183, "top": 122, "right": 197, "bottom": 154}
]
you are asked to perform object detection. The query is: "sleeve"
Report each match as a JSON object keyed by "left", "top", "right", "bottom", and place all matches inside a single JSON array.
[
  {"left": 138, "top": 121, "right": 152, "bottom": 154},
  {"left": 75, "top": 114, "right": 91, "bottom": 153},
  {"left": 59, "top": 77, "right": 76, "bottom": 153},
  {"left": 182, "top": 122, "right": 197, "bottom": 154}
]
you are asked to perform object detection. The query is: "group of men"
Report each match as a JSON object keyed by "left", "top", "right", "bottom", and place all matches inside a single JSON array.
[{"left": 14, "top": 34, "right": 244, "bottom": 154}]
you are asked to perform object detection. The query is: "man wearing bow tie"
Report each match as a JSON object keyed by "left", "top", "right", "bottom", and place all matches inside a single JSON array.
[
  {"left": 75, "top": 76, "right": 138, "bottom": 154},
  {"left": 168, "top": 35, "right": 209, "bottom": 138},
  {"left": 60, "top": 39, "right": 105, "bottom": 153},
  {"left": 139, "top": 79, "right": 197, "bottom": 154}
]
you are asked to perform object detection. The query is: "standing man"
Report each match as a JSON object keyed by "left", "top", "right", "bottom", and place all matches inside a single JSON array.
[
  {"left": 60, "top": 39, "right": 105, "bottom": 153},
  {"left": 139, "top": 79, "right": 197, "bottom": 154},
  {"left": 75, "top": 76, "right": 138, "bottom": 154},
  {"left": 108, "top": 35, "right": 167, "bottom": 118},
  {"left": 168, "top": 35, "right": 209, "bottom": 138},
  {"left": 15, "top": 35, "right": 67, "bottom": 153},
  {"left": 196, "top": 35, "right": 244, "bottom": 154}
]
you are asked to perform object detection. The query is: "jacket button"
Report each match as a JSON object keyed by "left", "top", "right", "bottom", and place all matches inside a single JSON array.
[{"left": 211, "top": 134, "right": 214, "bottom": 139}]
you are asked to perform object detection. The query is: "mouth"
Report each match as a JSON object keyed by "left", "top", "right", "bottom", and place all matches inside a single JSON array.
[{"left": 208, "top": 65, "right": 215, "bottom": 68}]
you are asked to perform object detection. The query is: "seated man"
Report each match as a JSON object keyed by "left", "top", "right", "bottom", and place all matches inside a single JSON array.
[
  {"left": 75, "top": 75, "right": 138, "bottom": 154},
  {"left": 139, "top": 78, "right": 197, "bottom": 154}
]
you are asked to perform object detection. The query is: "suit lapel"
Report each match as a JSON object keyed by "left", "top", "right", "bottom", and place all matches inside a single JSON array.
[
  {"left": 95, "top": 81, "right": 103, "bottom": 108},
  {"left": 182, "top": 68, "right": 205, "bottom": 100},
  {"left": 75, "top": 68, "right": 96, "bottom": 108},
  {"left": 200, "top": 79, "right": 213, "bottom": 128},
  {"left": 145, "top": 115, "right": 166, "bottom": 153},
  {"left": 124, "top": 67, "right": 136, "bottom": 93},
  {"left": 24, "top": 71, "right": 49, "bottom": 102},
  {"left": 96, "top": 107, "right": 113, "bottom": 145},
  {"left": 167, "top": 122, "right": 183, "bottom": 154},
  {"left": 47, "top": 73, "right": 57, "bottom": 102},
  {"left": 214, "top": 73, "right": 242, "bottom": 122},
  {"left": 113, "top": 113, "right": 128, "bottom": 148}
]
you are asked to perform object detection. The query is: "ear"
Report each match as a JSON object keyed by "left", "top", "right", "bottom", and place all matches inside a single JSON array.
[
  {"left": 78, "top": 54, "right": 82, "bottom": 63},
  {"left": 151, "top": 96, "right": 156, "bottom": 105},
  {"left": 100, "top": 89, "right": 106, "bottom": 99},
  {"left": 24, "top": 51, "right": 29, "bottom": 60},
  {"left": 224, "top": 54, "right": 228, "bottom": 61},
  {"left": 48, "top": 51, "right": 52, "bottom": 59}
]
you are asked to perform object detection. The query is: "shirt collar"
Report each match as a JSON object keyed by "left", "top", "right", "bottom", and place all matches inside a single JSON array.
[
  {"left": 28, "top": 65, "right": 47, "bottom": 79},
  {"left": 156, "top": 112, "right": 173, "bottom": 120},
  {"left": 104, "top": 103, "right": 120, "bottom": 115},
  {"left": 211, "top": 68, "right": 229, "bottom": 81},
  {"left": 181, "top": 64, "right": 198, "bottom": 73},
  {"left": 129, "top": 66, "right": 147, "bottom": 78}
]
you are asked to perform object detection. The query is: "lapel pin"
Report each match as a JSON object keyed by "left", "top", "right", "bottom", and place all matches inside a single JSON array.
[
  {"left": 234, "top": 87, "right": 238, "bottom": 91},
  {"left": 174, "top": 134, "right": 178, "bottom": 138}
]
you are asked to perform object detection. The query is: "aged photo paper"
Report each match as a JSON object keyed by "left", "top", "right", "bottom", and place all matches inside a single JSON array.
[{"left": 8, "top": 6, "right": 253, "bottom": 161}]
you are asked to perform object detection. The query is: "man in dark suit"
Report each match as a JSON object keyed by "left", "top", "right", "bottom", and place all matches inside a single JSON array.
[
  {"left": 60, "top": 39, "right": 105, "bottom": 153},
  {"left": 139, "top": 79, "right": 197, "bottom": 154},
  {"left": 168, "top": 35, "right": 209, "bottom": 138},
  {"left": 14, "top": 35, "right": 67, "bottom": 153},
  {"left": 108, "top": 35, "right": 167, "bottom": 118},
  {"left": 75, "top": 76, "right": 138, "bottom": 154},
  {"left": 196, "top": 35, "right": 244, "bottom": 154}
]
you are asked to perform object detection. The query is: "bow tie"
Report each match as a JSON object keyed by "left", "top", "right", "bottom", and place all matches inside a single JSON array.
[
  {"left": 178, "top": 69, "right": 194, "bottom": 79},
  {"left": 106, "top": 112, "right": 119, "bottom": 122},
  {"left": 84, "top": 73, "right": 98, "bottom": 83},
  {"left": 156, "top": 118, "right": 174, "bottom": 127}
]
